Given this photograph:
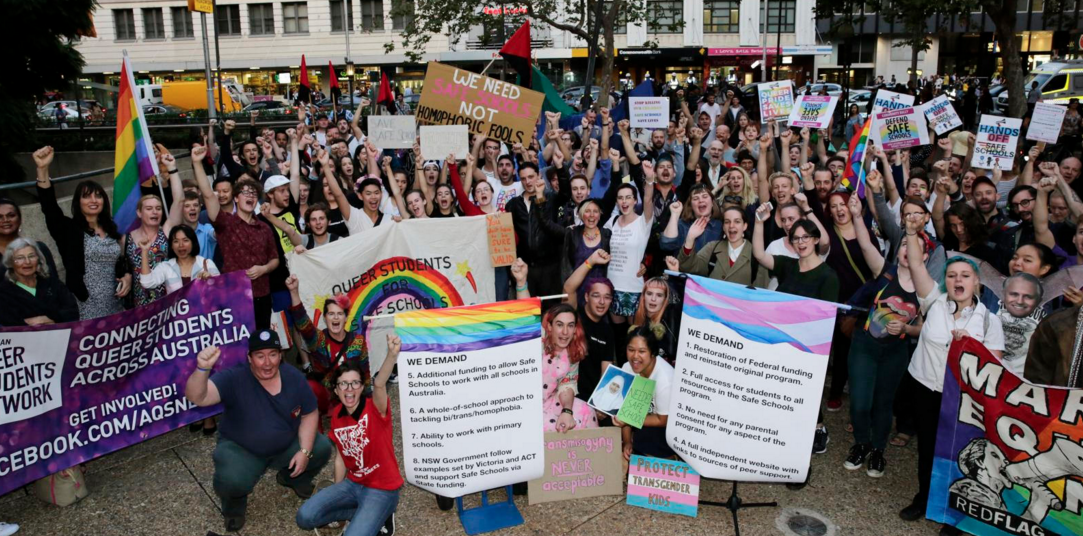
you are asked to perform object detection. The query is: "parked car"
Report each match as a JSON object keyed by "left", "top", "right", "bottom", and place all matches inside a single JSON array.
[
  {"left": 403, "top": 93, "right": 420, "bottom": 112},
  {"left": 142, "top": 104, "right": 186, "bottom": 117},
  {"left": 797, "top": 83, "right": 845, "bottom": 97},
  {"left": 38, "top": 101, "right": 92, "bottom": 121},
  {"left": 847, "top": 89, "right": 872, "bottom": 109},
  {"left": 560, "top": 86, "right": 621, "bottom": 110},
  {"left": 243, "top": 100, "right": 291, "bottom": 113},
  {"left": 315, "top": 95, "right": 367, "bottom": 110}
]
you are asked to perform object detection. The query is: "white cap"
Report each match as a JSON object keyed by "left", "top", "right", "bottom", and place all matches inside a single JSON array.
[{"left": 263, "top": 175, "right": 290, "bottom": 192}]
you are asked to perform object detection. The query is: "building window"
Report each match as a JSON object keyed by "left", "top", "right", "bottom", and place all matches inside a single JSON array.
[
  {"left": 171, "top": 7, "right": 194, "bottom": 38},
  {"left": 143, "top": 8, "right": 165, "bottom": 39},
  {"left": 603, "top": 2, "right": 627, "bottom": 34},
  {"left": 249, "top": 3, "right": 275, "bottom": 35},
  {"left": 114, "top": 9, "right": 136, "bottom": 40},
  {"left": 361, "top": 0, "right": 383, "bottom": 30},
  {"left": 703, "top": 0, "right": 739, "bottom": 33},
  {"left": 391, "top": 0, "right": 413, "bottom": 30},
  {"left": 648, "top": 0, "right": 682, "bottom": 33},
  {"left": 766, "top": 0, "right": 795, "bottom": 33},
  {"left": 283, "top": 2, "right": 308, "bottom": 33},
  {"left": 845, "top": 36, "right": 875, "bottom": 64},
  {"left": 330, "top": 0, "right": 353, "bottom": 31},
  {"left": 215, "top": 5, "right": 242, "bottom": 36}
]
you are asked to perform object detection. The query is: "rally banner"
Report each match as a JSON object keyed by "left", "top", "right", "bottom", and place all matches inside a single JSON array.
[
  {"left": 922, "top": 95, "right": 963, "bottom": 136},
  {"left": 757, "top": 81, "right": 794, "bottom": 122},
  {"left": 869, "top": 89, "right": 915, "bottom": 146},
  {"left": 415, "top": 61, "right": 544, "bottom": 145},
  {"left": 972, "top": 115, "right": 1022, "bottom": 171},
  {"left": 928, "top": 337, "right": 1083, "bottom": 536},
  {"left": 877, "top": 107, "right": 930, "bottom": 151},
  {"left": 288, "top": 216, "right": 496, "bottom": 343},
  {"left": 395, "top": 299, "right": 544, "bottom": 497},
  {"left": 0, "top": 273, "right": 253, "bottom": 495},
  {"left": 665, "top": 275, "right": 835, "bottom": 483},
  {"left": 1026, "top": 102, "right": 1067, "bottom": 145},
  {"left": 629, "top": 96, "right": 670, "bottom": 128},
  {"left": 788, "top": 95, "right": 839, "bottom": 129}
]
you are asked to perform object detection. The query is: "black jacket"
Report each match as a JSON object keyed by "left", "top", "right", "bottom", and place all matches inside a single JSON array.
[
  {"left": 0, "top": 275, "right": 79, "bottom": 326},
  {"left": 37, "top": 185, "right": 125, "bottom": 302},
  {"left": 506, "top": 194, "right": 564, "bottom": 267}
]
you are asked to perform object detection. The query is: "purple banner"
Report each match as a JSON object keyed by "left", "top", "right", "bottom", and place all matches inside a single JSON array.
[{"left": 0, "top": 272, "right": 254, "bottom": 496}]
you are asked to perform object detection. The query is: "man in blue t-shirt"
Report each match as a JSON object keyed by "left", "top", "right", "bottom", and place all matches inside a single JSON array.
[{"left": 185, "top": 329, "right": 332, "bottom": 533}]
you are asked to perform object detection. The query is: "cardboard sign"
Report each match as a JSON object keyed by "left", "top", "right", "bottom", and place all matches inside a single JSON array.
[
  {"left": 1026, "top": 102, "right": 1067, "bottom": 144},
  {"left": 877, "top": 107, "right": 929, "bottom": 150},
  {"left": 486, "top": 212, "right": 516, "bottom": 267},
  {"left": 757, "top": 81, "right": 794, "bottom": 122},
  {"left": 788, "top": 95, "right": 838, "bottom": 129},
  {"left": 615, "top": 375, "right": 655, "bottom": 429},
  {"left": 627, "top": 455, "right": 700, "bottom": 517},
  {"left": 368, "top": 115, "right": 416, "bottom": 149},
  {"left": 629, "top": 97, "right": 670, "bottom": 128},
  {"left": 527, "top": 428, "right": 625, "bottom": 505},
  {"left": 419, "top": 125, "right": 468, "bottom": 160},
  {"left": 921, "top": 95, "right": 963, "bottom": 136},
  {"left": 972, "top": 115, "right": 1022, "bottom": 171},
  {"left": 415, "top": 62, "right": 545, "bottom": 145}
]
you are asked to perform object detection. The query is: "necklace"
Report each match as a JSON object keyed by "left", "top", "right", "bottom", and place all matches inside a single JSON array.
[{"left": 583, "top": 229, "right": 599, "bottom": 240}]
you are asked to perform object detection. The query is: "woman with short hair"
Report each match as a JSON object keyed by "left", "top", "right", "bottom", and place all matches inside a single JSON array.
[{"left": 0, "top": 238, "right": 78, "bottom": 326}]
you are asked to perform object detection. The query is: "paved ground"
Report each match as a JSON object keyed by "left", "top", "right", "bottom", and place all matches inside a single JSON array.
[{"left": 0, "top": 385, "right": 948, "bottom": 536}]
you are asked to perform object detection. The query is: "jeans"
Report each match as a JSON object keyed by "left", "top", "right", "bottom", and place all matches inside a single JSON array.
[
  {"left": 212, "top": 435, "right": 333, "bottom": 518},
  {"left": 912, "top": 376, "right": 943, "bottom": 508},
  {"left": 847, "top": 331, "right": 910, "bottom": 450},
  {"left": 495, "top": 266, "right": 510, "bottom": 302},
  {"left": 296, "top": 479, "right": 401, "bottom": 536}
]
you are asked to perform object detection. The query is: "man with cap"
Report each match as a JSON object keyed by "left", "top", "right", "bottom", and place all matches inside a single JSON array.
[
  {"left": 185, "top": 329, "right": 332, "bottom": 533},
  {"left": 314, "top": 113, "right": 330, "bottom": 147}
]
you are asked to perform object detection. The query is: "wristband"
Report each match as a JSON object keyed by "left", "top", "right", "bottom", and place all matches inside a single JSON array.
[
  {"left": 197, "top": 366, "right": 212, "bottom": 372},
  {"left": 584, "top": 261, "right": 593, "bottom": 270},
  {"left": 561, "top": 408, "right": 574, "bottom": 415},
  {"left": 515, "top": 284, "right": 528, "bottom": 292},
  {"left": 168, "top": 169, "right": 179, "bottom": 174}
]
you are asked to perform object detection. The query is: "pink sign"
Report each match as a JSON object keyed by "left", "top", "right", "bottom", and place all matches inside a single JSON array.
[{"left": 708, "top": 47, "right": 778, "bottom": 56}]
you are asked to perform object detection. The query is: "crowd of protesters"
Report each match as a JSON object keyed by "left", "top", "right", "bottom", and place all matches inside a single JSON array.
[{"left": 3, "top": 70, "right": 1082, "bottom": 536}]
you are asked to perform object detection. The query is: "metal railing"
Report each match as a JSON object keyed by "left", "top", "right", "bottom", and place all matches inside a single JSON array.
[{"left": 0, "top": 150, "right": 192, "bottom": 193}]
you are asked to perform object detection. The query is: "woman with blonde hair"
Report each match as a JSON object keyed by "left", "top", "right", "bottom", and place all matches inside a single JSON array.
[{"left": 629, "top": 277, "right": 679, "bottom": 365}]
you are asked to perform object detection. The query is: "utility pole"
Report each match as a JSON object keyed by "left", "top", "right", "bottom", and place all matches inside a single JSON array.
[{"left": 761, "top": 0, "right": 768, "bottom": 82}]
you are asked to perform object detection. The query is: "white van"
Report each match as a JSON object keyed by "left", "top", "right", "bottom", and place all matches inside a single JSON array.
[{"left": 995, "top": 60, "right": 1083, "bottom": 110}]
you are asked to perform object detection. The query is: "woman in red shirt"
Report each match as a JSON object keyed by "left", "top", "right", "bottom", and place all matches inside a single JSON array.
[{"left": 295, "top": 335, "right": 403, "bottom": 536}]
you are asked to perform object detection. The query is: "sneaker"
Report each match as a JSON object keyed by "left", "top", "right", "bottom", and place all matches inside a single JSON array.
[
  {"left": 939, "top": 524, "right": 964, "bottom": 536},
  {"left": 899, "top": 499, "right": 925, "bottom": 521},
  {"left": 436, "top": 494, "right": 455, "bottom": 511},
  {"left": 388, "top": 372, "right": 399, "bottom": 384},
  {"left": 866, "top": 449, "right": 886, "bottom": 478},
  {"left": 0, "top": 522, "right": 19, "bottom": 536},
  {"left": 224, "top": 514, "right": 246, "bottom": 532},
  {"left": 843, "top": 444, "right": 871, "bottom": 470},
  {"left": 826, "top": 398, "right": 843, "bottom": 412},
  {"left": 812, "top": 426, "right": 829, "bottom": 454},
  {"left": 379, "top": 512, "right": 396, "bottom": 536}
]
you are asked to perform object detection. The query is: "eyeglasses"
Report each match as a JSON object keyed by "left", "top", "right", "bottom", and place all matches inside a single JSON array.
[
  {"left": 237, "top": 189, "right": 258, "bottom": 198},
  {"left": 13, "top": 253, "right": 38, "bottom": 264},
  {"left": 791, "top": 235, "right": 815, "bottom": 244},
  {"left": 336, "top": 380, "right": 363, "bottom": 390},
  {"left": 1010, "top": 198, "right": 1034, "bottom": 209}
]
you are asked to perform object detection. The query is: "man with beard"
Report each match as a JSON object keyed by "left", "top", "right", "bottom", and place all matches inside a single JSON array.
[
  {"left": 972, "top": 176, "right": 1009, "bottom": 232},
  {"left": 486, "top": 154, "right": 523, "bottom": 212},
  {"left": 990, "top": 185, "right": 1038, "bottom": 271},
  {"left": 506, "top": 162, "right": 563, "bottom": 299}
]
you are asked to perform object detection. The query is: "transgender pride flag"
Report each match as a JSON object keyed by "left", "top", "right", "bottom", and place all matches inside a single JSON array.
[{"left": 682, "top": 275, "right": 839, "bottom": 355}]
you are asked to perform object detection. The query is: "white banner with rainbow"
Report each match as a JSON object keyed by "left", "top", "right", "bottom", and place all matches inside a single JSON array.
[{"left": 288, "top": 216, "right": 496, "bottom": 342}]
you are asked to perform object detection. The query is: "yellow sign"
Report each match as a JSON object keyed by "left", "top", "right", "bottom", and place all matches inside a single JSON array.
[{"left": 188, "top": 0, "right": 213, "bottom": 13}]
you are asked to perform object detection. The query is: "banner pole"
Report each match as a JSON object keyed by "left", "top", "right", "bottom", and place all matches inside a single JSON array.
[
  {"left": 362, "top": 294, "right": 567, "bottom": 321},
  {"left": 480, "top": 57, "right": 499, "bottom": 77}
]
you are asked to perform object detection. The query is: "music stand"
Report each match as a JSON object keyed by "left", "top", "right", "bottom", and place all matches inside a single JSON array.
[{"left": 699, "top": 480, "right": 777, "bottom": 536}]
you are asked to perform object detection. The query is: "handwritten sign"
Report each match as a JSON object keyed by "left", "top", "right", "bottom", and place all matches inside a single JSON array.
[
  {"left": 877, "top": 107, "right": 929, "bottom": 151},
  {"left": 757, "top": 81, "right": 794, "bottom": 122},
  {"left": 369, "top": 115, "right": 416, "bottom": 149},
  {"left": 486, "top": 212, "right": 516, "bottom": 267},
  {"left": 419, "top": 125, "right": 468, "bottom": 160},
  {"left": 627, "top": 455, "right": 700, "bottom": 517},
  {"left": 972, "top": 115, "right": 1022, "bottom": 171},
  {"left": 616, "top": 375, "right": 656, "bottom": 429},
  {"left": 869, "top": 89, "right": 915, "bottom": 146},
  {"left": 920, "top": 95, "right": 962, "bottom": 136},
  {"left": 1026, "top": 102, "right": 1067, "bottom": 144},
  {"left": 527, "top": 428, "right": 624, "bottom": 504},
  {"left": 787, "top": 95, "right": 838, "bottom": 129},
  {"left": 629, "top": 97, "right": 670, "bottom": 128},
  {"left": 415, "top": 61, "right": 544, "bottom": 145}
]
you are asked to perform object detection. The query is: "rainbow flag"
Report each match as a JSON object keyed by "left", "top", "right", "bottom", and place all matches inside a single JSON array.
[
  {"left": 393, "top": 299, "right": 541, "bottom": 353},
  {"left": 683, "top": 275, "right": 839, "bottom": 355},
  {"left": 840, "top": 116, "right": 872, "bottom": 198},
  {"left": 112, "top": 55, "right": 159, "bottom": 233}
]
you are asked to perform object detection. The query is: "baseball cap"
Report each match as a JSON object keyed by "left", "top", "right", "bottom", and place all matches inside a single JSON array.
[
  {"left": 248, "top": 329, "right": 281, "bottom": 352},
  {"left": 263, "top": 174, "right": 290, "bottom": 192}
]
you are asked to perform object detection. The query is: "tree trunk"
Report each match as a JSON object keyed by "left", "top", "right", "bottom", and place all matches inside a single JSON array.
[
  {"left": 990, "top": 2, "right": 1027, "bottom": 118},
  {"left": 596, "top": 0, "right": 620, "bottom": 107},
  {"left": 909, "top": 31, "right": 921, "bottom": 88}
]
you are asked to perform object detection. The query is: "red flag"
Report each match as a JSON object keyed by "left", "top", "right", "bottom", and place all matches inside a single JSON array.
[
  {"left": 499, "top": 20, "right": 532, "bottom": 87},
  {"left": 297, "top": 55, "right": 310, "bottom": 104},
  {"left": 328, "top": 61, "right": 341, "bottom": 103},
  {"left": 377, "top": 72, "right": 395, "bottom": 114}
]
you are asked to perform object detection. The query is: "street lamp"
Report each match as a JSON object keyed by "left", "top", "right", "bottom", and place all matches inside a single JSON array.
[{"left": 346, "top": 61, "right": 355, "bottom": 104}]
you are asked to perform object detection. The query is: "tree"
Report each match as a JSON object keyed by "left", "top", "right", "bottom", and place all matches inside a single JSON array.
[
  {"left": 387, "top": 0, "right": 681, "bottom": 107},
  {"left": 1, "top": 0, "right": 96, "bottom": 182}
]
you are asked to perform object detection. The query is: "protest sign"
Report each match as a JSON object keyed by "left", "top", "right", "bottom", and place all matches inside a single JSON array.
[
  {"left": 415, "top": 61, "right": 545, "bottom": 145},
  {"left": 1026, "top": 102, "right": 1067, "bottom": 144},
  {"left": 869, "top": 89, "right": 916, "bottom": 146},
  {"left": 288, "top": 216, "right": 495, "bottom": 343},
  {"left": 627, "top": 455, "right": 701, "bottom": 517},
  {"left": 629, "top": 97, "right": 670, "bottom": 128},
  {"left": 927, "top": 337, "right": 1083, "bottom": 536},
  {"left": 486, "top": 212, "right": 516, "bottom": 267},
  {"left": 788, "top": 95, "right": 838, "bottom": 129},
  {"left": 395, "top": 299, "right": 544, "bottom": 497},
  {"left": 665, "top": 275, "right": 835, "bottom": 483},
  {"left": 527, "top": 428, "right": 624, "bottom": 504},
  {"left": 0, "top": 273, "right": 254, "bottom": 496},
  {"left": 757, "top": 81, "right": 794, "bottom": 122},
  {"left": 616, "top": 376, "right": 655, "bottom": 429},
  {"left": 922, "top": 95, "right": 963, "bottom": 136},
  {"left": 420, "top": 125, "right": 469, "bottom": 160},
  {"left": 877, "top": 107, "right": 930, "bottom": 151},
  {"left": 368, "top": 115, "right": 416, "bottom": 149},
  {"left": 587, "top": 364, "right": 634, "bottom": 417},
  {"left": 972, "top": 115, "right": 1022, "bottom": 171}
]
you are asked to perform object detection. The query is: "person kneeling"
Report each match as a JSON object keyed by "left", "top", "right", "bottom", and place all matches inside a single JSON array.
[
  {"left": 185, "top": 330, "right": 332, "bottom": 533},
  {"left": 296, "top": 334, "right": 404, "bottom": 536}
]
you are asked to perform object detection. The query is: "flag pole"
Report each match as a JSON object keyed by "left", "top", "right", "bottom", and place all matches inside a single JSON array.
[
  {"left": 480, "top": 56, "right": 499, "bottom": 77},
  {"left": 123, "top": 50, "right": 168, "bottom": 207}
]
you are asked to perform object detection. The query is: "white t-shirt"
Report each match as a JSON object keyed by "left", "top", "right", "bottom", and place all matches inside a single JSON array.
[
  {"left": 487, "top": 177, "right": 523, "bottom": 213},
  {"left": 621, "top": 357, "right": 674, "bottom": 416},
  {"left": 379, "top": 188, "right": 401, "bottom": 218},
  {"left": 345, "top": 206, "right": 394, "bottom": 235},
  {"left": 699, "top": 102, "right": 723, "bottom": 126},
  {"left": 908, "top": 288, "right": 1005, "bottom": 393},
  {"left": 605, "top": 213, "right": 654, "bottom": 293}
]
